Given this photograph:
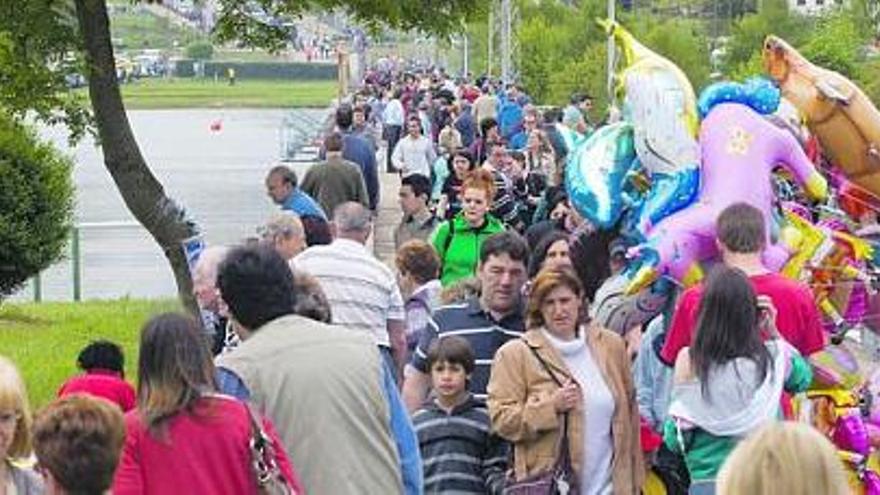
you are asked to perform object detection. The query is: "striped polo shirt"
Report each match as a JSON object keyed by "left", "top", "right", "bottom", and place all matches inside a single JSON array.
[
  {"left": 292, "top": 239, "right": 405, "bottom": 347},
  {"left": 412, "top": 297, "right": 525, "bottom": 400}
]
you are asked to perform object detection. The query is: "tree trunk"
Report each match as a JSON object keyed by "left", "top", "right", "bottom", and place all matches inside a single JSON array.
[{"left": 73, "top": 0, "right": 199, "bottom": 314}]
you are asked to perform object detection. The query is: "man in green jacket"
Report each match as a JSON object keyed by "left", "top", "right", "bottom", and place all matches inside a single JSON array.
[{"left": 300, "top": 132, "right": 369, "bottom": 218}]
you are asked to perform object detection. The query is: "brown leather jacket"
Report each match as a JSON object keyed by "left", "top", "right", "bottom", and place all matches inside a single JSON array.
[{"left": 487, "top": 325, "right": 644, "bottom": 494}]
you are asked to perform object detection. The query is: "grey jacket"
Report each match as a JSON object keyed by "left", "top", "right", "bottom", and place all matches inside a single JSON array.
[{"left": 216, "top": 314, "right": 405, "bottom": 495}]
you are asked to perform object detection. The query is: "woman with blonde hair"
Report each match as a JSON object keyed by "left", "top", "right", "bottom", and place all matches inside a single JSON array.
[
  {"left": 717, "top": 421, "right": 848, "bottom": 495},
  {"left": 0, "top": 356, "right": 43, "bottom": 493},
  {"left": 488, "top": 268, "right": 643, "bottom": 494}
]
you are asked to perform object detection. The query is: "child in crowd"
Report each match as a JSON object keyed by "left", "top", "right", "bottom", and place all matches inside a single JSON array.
[
  {"left": 57, "top": 340, "right": 136, "bottom": 412},
  {"left": 412, "top": 336, "right": 507, "bottom": 494}
]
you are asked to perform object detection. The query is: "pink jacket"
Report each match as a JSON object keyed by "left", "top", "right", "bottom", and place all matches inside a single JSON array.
[{"left": 113, "top": 396, "right": 304, "bottom": 495}]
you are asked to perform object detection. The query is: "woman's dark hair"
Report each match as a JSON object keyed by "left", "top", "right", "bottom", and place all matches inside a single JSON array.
[
  {"left": 480, "top": 117, "right": 498, "bottom": 137},
  {"left": 545, "top": 187, "right": 569, "bottom": 216},
  {"left": 217, "top": 246, "right": 297, "bottom": 330},
  {"left": 137, "top": 313, "right": 216, "bottom": 433},
  {"left": 569, "top": 228, "right": 617, "bottom": 302},
  {"left": 691, "top": 266, "right": 772, "bottom": 400},
  {"left": 528, "top": 230, "right": 570, "bottom": 278},
  {"left": 77, "top": 340, "right": 125, "bottom": 374},
  {"left": 451, "top": 148, "right": 475, "bottom": 170}
]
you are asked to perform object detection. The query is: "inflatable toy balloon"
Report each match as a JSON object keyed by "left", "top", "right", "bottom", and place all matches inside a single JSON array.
[
  {"left": 773, "top": 98, "right": 811, "bottom": 145},
  {"left": 563, "top": 122, "right": 638, "bottom": 230},
  {"left": 864, "top": 367, "right": 880, "bottom": 429},
  {"left": 834, "top": 411, "right": 871, "bottom": 455},
  {"left": 600, "top": 19, "right": 700, "bottom": 234},
  {"left": 697, "top": 77, "right": 781, "bottom": 119},
  {"left": 782, "top": 211, "right": 876, "bottom": 338},
  {"left": 810, "top": 343, "right": 861, "bottom": 390},
  {"left": 589, "top": 273, "right": 670, "bottom": 334},
  {"left": 764, "top": 35, "right": 880, "bottom": 199},
  {"left": 631, "top": 169, "right": 700, "bottom": 236},
  {"left": 626, "top": 102, "right": 828, "bottom": 293},
  {"left": 839, "top": 178, "right": 880, "bottom": 223}
]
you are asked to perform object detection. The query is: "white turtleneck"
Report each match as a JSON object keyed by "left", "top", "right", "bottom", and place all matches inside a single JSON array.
[{"left": 542, "top": 328, "right": 614, "bottom": 495}]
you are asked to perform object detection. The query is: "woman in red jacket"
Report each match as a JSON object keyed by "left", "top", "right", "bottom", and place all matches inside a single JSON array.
[{"left": 112, "top": 313, "right": 304, "bottom": 495}]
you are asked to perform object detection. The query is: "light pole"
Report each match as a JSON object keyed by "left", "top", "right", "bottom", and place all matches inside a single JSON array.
[
  {"left": 501, "top": 0, "right": 512, "bottom": 84},
  {"left": 607, "top": 0, "right": 616, "bottom": 101},
  {"left": 463, "top": 33, "right": 469, "bottom": 77}
]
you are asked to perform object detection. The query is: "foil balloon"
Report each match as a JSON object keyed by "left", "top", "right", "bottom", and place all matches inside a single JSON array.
[
  {"left": 839, "top": 177, "right": 880, "bottom": 223},
  {"left": 809, "top": 343, "right": 861, "bottom": 390},
  {"left": 600, "top": 19, "right": 700, "bottom": 234},
  {"left": 834, "top": 412, "right": 871, "bottom": 456},
  {"left": 589, "top": 273, "right": 670, "bottom": 334},
  {"left": 697, "top": 77, "right": 781, "bottom": 119},
  {"left": 562, "top": 122, "right": 638, "bottom": 230},
  {"left": 626, "top": 102, "right": 828, "bottom": 293},
  {"left": 865, "top": 367, "right": 880, "bottom": 429},
  {"left": 783, "top": 208, "right": 875, "bottom": 338},
  {"left": 764, "top": 35, "right": 880, "bottom": 199}
]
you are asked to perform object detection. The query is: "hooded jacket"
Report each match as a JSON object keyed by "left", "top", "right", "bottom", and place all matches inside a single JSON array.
[{"left": 663, "top": 339, "right": 812, "bottom": 481}]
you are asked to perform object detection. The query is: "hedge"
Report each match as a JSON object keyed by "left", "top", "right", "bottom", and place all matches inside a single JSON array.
[{"left": 0, "top": 114, "right": 74, "bottom": 300}]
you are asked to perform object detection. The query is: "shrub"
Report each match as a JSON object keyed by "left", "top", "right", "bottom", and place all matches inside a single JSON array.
[
  {"left": 0, "top": 113, "right": 74, "bottom": 300},
  {"left": 185, "top": 41, "right": 214, "bottom": 61}
]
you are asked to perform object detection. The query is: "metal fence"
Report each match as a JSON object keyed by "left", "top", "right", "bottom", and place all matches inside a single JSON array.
[{"left": 30, "top": 221, "right": 142, "bottom": 303}]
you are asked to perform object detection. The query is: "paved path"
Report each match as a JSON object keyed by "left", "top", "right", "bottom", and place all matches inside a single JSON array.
[{"left": 373, "top": 166, "right": 402, "bottom": 266}]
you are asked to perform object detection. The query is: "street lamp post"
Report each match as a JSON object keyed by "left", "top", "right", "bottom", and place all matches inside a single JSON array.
[{"left": 607, "top": 0, "right": 616, "bottom": 100}]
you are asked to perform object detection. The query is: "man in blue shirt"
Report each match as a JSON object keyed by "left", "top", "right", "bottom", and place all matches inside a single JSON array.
[
  {"left": 402, "top": 231, "right": 529, "bottom": 412},
  {"left": 265, "top": 165, "right": 331, "bottom": 245},
  {"left": 336, "top": 104, "right": 380, "bottom": 212}
]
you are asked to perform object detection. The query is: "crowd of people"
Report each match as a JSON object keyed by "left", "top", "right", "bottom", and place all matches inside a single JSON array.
[{"left": 0, "top": 67, "right": 858, "bottom": 495}]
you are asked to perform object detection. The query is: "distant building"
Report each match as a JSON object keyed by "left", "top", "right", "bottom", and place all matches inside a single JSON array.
[{"left": 787, "top": 0, "right": 844, "bottom": 16}]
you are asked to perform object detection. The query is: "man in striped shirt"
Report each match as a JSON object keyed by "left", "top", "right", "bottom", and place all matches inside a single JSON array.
[
  {"left": 403, "top": 231, "right": 528, "bottom": 411},
  {"left": 293, "top": 202, "right": 407, "bottom": 377}
]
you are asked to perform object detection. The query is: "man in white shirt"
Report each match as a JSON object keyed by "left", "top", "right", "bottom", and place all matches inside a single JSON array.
[
  {"left": 383, "top": 88, "right": 405, "bottom": 173},
  {"left": 391, "top": 116, "right": 437, "bottom": 179},
  {"left": 293, "top": 202, "right": 407, "bottom": 377}
]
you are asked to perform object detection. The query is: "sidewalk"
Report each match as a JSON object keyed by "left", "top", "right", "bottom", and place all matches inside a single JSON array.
[{"left": 373, "top": 168, "right": 402, "bottom": 267}]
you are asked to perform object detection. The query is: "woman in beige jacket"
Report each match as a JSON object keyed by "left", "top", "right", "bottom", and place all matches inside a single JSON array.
[{"left": 487, "top": 267, "right": 643, "bottom": 494}]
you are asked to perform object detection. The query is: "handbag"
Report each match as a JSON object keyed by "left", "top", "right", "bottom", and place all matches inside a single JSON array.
[
  {"left": 243, "top": 402, "right": 295, "bottom": 495},
  {"left": 503, "top": 342, "right": 578, "bottom": 495}
]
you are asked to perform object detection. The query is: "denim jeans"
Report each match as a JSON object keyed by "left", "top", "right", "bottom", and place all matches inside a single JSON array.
[{"left": 689, "top": 480, "right": 716, "bottom": 495}]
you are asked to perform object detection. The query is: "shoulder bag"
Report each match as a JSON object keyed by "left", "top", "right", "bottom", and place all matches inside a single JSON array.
[
  {"left": 503, "top": 342, "right": 578, "bottom": 495},
  {"left": 243, "top": 402, "right": 295, "bottom": 495}
]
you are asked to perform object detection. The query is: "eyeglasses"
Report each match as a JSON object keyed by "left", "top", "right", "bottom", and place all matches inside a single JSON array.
[{"left": 0, "top": 411, "right": 21, "bottom": 428}]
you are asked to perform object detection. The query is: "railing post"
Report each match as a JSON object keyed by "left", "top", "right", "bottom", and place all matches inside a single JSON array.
[
  {"left": 33, "top": 274, "right": 42, "bottom": 303},
  {"left": 71, "top": 226, "right": 81, "bottom": 302}
]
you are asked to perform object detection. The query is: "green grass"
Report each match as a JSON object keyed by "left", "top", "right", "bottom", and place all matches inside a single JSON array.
[
  {"left": 110, "top": 6, "right": 207, "bottom": 51},
  {"left": 117, "top": 78, "right": 337, "bottom": 109},
  {"left": 0, "top": 299, "right": 179, "bottom": 409}
]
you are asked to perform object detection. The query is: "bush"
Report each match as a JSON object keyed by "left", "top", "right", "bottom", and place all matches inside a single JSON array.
[
  {"left": 0, "top": 114, "right": 74, "bottom": 300},
  {"left": 185, "top": 41, "right": 214, "bottom": 61}
]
